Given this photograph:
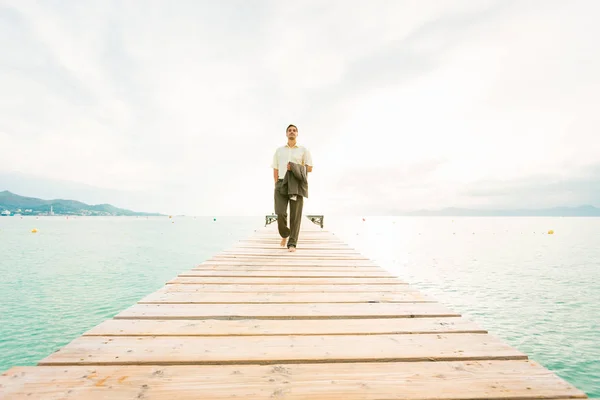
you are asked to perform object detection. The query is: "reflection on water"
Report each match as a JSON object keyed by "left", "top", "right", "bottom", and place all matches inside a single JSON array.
[{"left": 326, "top": 216, "right": 600, "bottom": 397}]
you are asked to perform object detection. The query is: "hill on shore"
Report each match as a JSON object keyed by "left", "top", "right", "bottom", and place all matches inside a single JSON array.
[{"left": 0, "top": 191, "right": 162, "bottom": 216}]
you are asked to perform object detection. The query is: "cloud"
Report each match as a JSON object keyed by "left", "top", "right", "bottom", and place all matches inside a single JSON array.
[
  {"left": 1, "top": 1, "right": 599, "bottom": 215},
  {"left": 460, "top": 163, "right": 600, "bottom": 209},
  {"left": 316, "top": 158, "right": 450, "bottom": 214}
]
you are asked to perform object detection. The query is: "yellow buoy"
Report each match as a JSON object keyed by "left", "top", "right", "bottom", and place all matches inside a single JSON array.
[
  {"left": 169, "top": 215, "right": 172, "bottom": 219},
  {"left": 31, "top": 228, "right": 38, "bottom": 233},
  {"left": 548, "top": 229, "right": 554, "bottom": 234}
]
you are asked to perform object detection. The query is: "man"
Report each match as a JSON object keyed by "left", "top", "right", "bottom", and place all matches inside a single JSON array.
[{"left": 271, "top": 124, "right": 313, "bottom": 252}]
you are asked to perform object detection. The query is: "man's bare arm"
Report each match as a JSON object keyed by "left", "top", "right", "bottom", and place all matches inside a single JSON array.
[{"left": 273, "top": 169, "right": 279, "bottom": 184}]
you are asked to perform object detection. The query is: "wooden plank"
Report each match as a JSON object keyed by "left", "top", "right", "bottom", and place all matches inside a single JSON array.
[
  {"left": 235, "top": 245, "right": 349, "bottom": 249},
  {"left": 241, "top": 240, "right": 344, "bottom": 242},
  {"left": 222, "top": 249, "right": 360, "bottom": 254},
  {"left": 219, "top": 253, "right": 366, "bottom": 258},
  {"left": 85, "top": 317, "right": 486, "bottom": 336},
  {"left": 240, "top": 239, "right": 345, "bottom": 244},
  {"left": 38, "top": 333, "right": 526, "bottom": 366},
  {"left": 245, "top": 233, "right": 338, "bottom": 236},
  {"left": 231, "top": 246, "right": 354, "bottom": 251},
  {"left": 211, "top": 255, "right": 371, "bottom": 260},
  {"left": 252, "top": 232, "right": 332, "bottom": 236},
  {"left": 137, "top": 291, "right": 431, "bottom": 304},
  {"left": 227, "top": 244, "right": 353, "bottom": 248},
  {"left": 200, "top": 260, "right": 379, "bottom": 266},
  {"left": 114, "top": 302, "right": 459, "bottom": 320},
  {"left": 223, "top": 239, "right": 338, "bottom": 242},
  {"left": 246, "top": 238, "right": 342, "bottom": 242},
  {"left": 247, "top": 232, "right": 333, "bottom": 234},
  {"left": 193, "top": 266, "right": 384, "bottom": 271},
  {"left": 216, "top": 251, "right": 364, "bottom": 256},
  {"left": 234, "top": 243, "right": 349, "bottom": 247},
  {"left": 1, "top": 361, "right": 586, "bottom": 399},
  {"left": 238, "top": 243, "right": 347, "bottom": 248},
  {"left": 178, "top": 270, "right": 394, "bottom": 278},
  {"left": 168, "top": 276, "right": 405, "bottom": 285},
  {"left": 161, "top": 284, "right": 411, "bottom": 292}
]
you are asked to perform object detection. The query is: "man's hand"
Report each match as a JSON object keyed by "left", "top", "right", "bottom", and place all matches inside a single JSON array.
[{"left": 287, "top": 162, "right": 291, "bottom": 171}]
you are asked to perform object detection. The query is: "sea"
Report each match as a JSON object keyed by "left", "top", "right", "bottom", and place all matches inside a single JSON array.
[{"left": 0, "top": 215, "right": 598, "bottom": 397}]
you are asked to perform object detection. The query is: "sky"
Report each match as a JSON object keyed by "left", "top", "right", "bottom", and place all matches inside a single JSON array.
[{"left": 1, "top": 0, "right": 599, "bottom": 216}]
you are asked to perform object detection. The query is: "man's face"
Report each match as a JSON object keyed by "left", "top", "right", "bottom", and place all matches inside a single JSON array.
[{"left": 286, "top": 126, "right": 298, "bottom": 140}]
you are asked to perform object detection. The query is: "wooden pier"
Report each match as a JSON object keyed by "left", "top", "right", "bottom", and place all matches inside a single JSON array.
[{"left": 0, "top": 219, "right": 588, "bottom": 399}]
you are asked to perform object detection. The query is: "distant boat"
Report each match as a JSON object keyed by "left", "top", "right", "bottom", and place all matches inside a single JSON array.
[{"left": 1, "top": 210, "right": 10, "bottom": 216}]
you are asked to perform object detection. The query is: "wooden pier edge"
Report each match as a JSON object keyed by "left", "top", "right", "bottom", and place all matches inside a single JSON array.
[{"left": 0, "top": 217, "right": 589, "bottom": 399}]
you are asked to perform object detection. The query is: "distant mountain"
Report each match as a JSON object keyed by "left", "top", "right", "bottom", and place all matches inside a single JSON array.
[
  {"left": 0, "top": 191, "right": 163, "bottom": 216},
  {"left": 400, "top": 205, "right": 600, "bottom": 217}
]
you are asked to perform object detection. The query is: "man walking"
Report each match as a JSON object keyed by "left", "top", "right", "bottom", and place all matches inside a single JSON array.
[{"left": 271, "top": 124, "right": 313, "bottom": 252}]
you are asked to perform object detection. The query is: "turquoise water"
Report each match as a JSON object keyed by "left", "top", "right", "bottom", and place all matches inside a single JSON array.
[
  {"left": 0, "top": 216, "right": 261, "bottom": 372},
  {"left": 1, "top": 216, "right": 599, "bottom": 396},
  {"left": 326, "top": 216, "right": 600, "bottom": 397}
]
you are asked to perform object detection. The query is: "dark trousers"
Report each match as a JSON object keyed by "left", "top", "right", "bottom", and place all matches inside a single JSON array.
[{"left": 274, "top": 180, "right": 304, "bottom": 247}]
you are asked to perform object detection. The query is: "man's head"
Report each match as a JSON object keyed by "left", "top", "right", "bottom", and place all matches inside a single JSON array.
[{"left": 286, "top": 124, "right": 298, "bottom": 141}]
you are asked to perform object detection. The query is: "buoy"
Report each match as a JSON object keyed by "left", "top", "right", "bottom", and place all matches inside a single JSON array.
[
  {"left": 362, "top": 218, "right": 366, "bottom": 222},
  {"left": 548, "top": 230, "right": 554, "bottom": 235},
  {"left": 213, "top": 218, "right": 216, "bottom": 221},
  {"left": 169, "top": 215, "right": 172, "bottom": 219},
  {"left": 31, "top": 228, "right": 38, "bottom": 233}
]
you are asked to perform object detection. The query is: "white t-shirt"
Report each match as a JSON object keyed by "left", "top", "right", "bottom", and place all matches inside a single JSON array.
[{"left": 271, "top": 144, "right": 313, "bottom": 180}]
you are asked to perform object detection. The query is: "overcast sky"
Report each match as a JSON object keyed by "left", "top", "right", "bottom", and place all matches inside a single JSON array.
[{"left": 1, "top": 0, "right": 599, "bottom": 215}]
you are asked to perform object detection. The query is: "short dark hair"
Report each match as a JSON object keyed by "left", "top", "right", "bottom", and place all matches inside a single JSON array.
[{"left": 286, "top": 124, "right": 297, "bottom": 131}]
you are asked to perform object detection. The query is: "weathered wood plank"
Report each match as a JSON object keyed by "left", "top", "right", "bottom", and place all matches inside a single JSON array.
[
  {"left": 168, "top": 276, "right": 404, "bottom": 285},
  {"left": 84, "top": 317, "right": 486, "bottom": 336},
  {"left": 237, "top": 244, "right": 347, "bottom": 248},
  {"left": 193, "top": 265, "right": 384, "bottom": 271},
  {"left": 246, "top": 239, "right": 337, "bottom": 242},
  {"left": 240, "top": 239, "right": 346, "bottom": 244},
  {"left": 38, "top": 334, "right": 526, "bottom": 366},
  {"left": 218, "top": 253, "right": 367, "bottom": 258},
  {"left": 243, "top": 231, "right": 332, "bottom": 234},
  {"left": 137, "top": 290, "right": 430, "bottom": 304},
  {"left": 211, "top": 254, "right": 371, "bottom": 260},
  {"left": 178, "top": 270, "right": 394, "bottom": 278},
  {"left": 230, "top": 247, "right": 355, "bottom": 252},
  {"left": 245, "top": 238, "right": 342, "bottom": 243},
  {"left": 3, "top": 361, "right": 587, "bottom": 399},
  {"left": 114, "top": 302, "right": 459, "bottom": 320},
  {"left": 230, "top": 245, "right": 360, "bottom": 250},
  {"left": 160, "top": 284, "right": 410, "bottom": 292},
  {"left": 199, "top": 260, "right": 379, "bottom": 266},
  {"left": 221, "top": 249, "right": 360, "bottom": 255}
]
